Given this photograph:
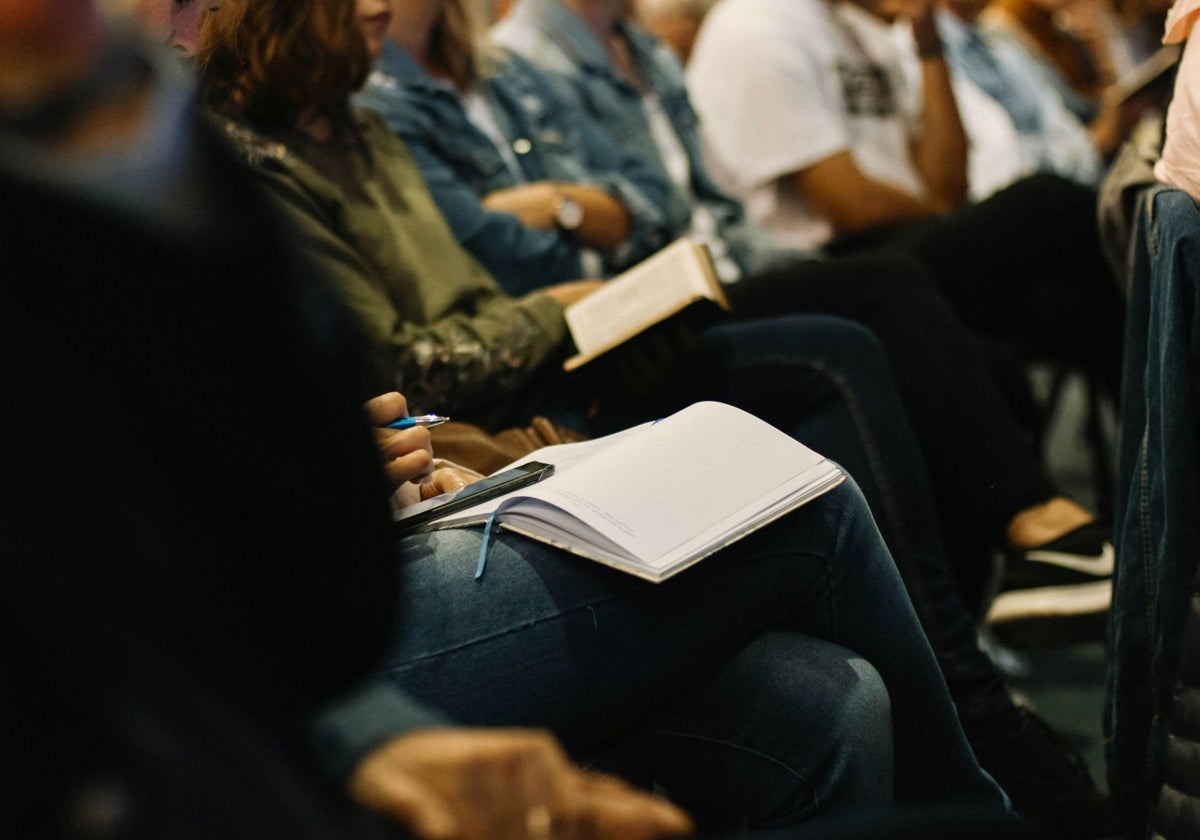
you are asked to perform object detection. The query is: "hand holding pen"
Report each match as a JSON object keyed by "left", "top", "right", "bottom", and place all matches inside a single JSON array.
[{"left": 363, "top": 393, "right": 439, "bottom": 490}]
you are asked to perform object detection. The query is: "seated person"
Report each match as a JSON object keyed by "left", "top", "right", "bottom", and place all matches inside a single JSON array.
[
  {"left": 682, "top": 0, "right": 1126, "bottom": 400},
  {"left": 939, "top": 0, "right": 1149, "bottom": 173},
  {"left": 197, "top": 0, "right": 1107, "bottom": 833},
  {"left": 927, "top": 0, "right": 1118, "bottom": 195},
  {"left": 364, "top": 0, "right": 1112, "bottom": 639},
  {"left": 4, "top": 1, "right": 1012, "bottom": 835},
  {"left": 2, "top": 4, "right": 678, "bottom": 837},
  {"left": 982, "top": 0, "right": 1126, "bottom": 119},
  {"left": 362, "top": 2, "right": 676, "bottom": 291},
  {"left": 354, "top": 390, "right": 1006, "bottom": 832}
]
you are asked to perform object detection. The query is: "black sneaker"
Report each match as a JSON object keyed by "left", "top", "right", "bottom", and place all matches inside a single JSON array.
[
  {"left": 962, "top": 705, "right": 1124, "bottom": 839},
  {"left": 988, "top": 523, "right": 1113, "bottom": 649}
]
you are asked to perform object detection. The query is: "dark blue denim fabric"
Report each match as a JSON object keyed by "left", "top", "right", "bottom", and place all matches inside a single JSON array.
[
  {"left": 355, "top": 42, "right": 671, "bottom": 293},
  {"left": 386, "top": 479, "right": 1007, "bottom": 828},
  {"left": 509, "top": 314, "right": 1012, "bottom": 718},
  {"left": 493, "top": 0, "right": 802, "bottom": 275},
  {"left": 1107, "top": 186, "right": 1200, "bottom": 826}
]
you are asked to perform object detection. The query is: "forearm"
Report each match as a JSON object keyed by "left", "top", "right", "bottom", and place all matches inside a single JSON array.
[
  {"left": 910, "top": 17, "right": 968, "bottom": 207},
  {"left": 793, "top": 153, "right": 943, "bottom": 235},
  {"left": 837, "top": 180, "right": 944, "bottom": 233},
  {"left": 482, "top": 182, "right": 630, "bottom": 250},
  {"left": 561, "top": 183, "right": 630, "bottom": 250}
]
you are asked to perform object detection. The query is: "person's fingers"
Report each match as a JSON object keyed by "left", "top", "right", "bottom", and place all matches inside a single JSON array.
[
  {"left": 383, "top": 447, "right": 434, "bottom": 488},
  {"left": 348, "top": 761, "right": 460, "bottom": 840},
  {"left": 363, "top": 391, "right": 409, "bottom": 425},
  {"left": 349, "top": 730, "right": 686, "bottom": 840},
  {"left": 452, "top": 733, "right": 562, "bottom": 839},
  {"left": 419, "top": 467, "right": 475, "bottom": 499},
  {"left": 376, "top": 426, "right": 432, "bottom": 461},
  {"left": 575, "top": 772, "right": 694, "bottom": 840},
  {"left": 514, "top": 738, "right": 563, "bottom": 840}
]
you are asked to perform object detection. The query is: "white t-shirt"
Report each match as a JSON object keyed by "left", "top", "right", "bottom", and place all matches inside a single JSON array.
[{"left": 687, "top": 0, "right": 926, "bottom": 249}]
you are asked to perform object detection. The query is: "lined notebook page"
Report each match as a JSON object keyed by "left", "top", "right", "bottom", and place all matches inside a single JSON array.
[{"left": 502, "top": 402, "right": 826, "bottom": 559}]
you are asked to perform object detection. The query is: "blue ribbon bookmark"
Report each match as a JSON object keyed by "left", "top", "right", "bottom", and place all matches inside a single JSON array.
[{"left": 475, "top": 508, "right": 500, "bottom": 580}]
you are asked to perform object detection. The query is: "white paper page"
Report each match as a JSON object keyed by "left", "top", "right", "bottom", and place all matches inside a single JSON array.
[
  {"left": 429, "top": 421, "right": 658, "bottom": 527},
  {"left": 650, "top": 464, "right": 845, "bottom": 573},
  {"left": 565, "top": 239, "right": 712, "bottom": 355},
  {"left": 492, "top": 402, "right": 829, "bottom": 561}
]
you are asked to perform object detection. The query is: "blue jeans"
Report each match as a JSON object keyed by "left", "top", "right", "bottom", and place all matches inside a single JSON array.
[
  {"left": 1107, "top": 186, "right": 1200, "bottom": 824},
  {"left": 384, "top": 480, "right": 1006, "bottom": 830},
  {"left": 584, "top": 316, "right": 1011, "bottom": 718}
]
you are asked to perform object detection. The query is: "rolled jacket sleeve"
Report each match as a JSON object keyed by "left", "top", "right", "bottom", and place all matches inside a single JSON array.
[{"left": 308, "top": 678, "right": 453, "bottom": 782}]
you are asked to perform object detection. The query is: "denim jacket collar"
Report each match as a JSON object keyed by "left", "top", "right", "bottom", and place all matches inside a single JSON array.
[
  {"left": 512, "top": 0, "right": 650, "bottom": 93},
  {"left": 515, "top": 0, "right": 611, "bottom": 71},
  {"left": 369, "top": 40, "right": 550, "bottom": 182},
  {"left": 373, "top": 39, "right": 445, "bottom": 96}
]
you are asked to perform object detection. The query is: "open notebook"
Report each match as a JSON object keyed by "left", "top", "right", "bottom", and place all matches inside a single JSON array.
[{"left": 419, "top": 402, "right": 845, "bottom": 582}]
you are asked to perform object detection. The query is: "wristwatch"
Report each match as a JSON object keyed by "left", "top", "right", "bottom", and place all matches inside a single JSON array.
[{"left": 552, "top": 190, "right": 584, "bottom": 232}]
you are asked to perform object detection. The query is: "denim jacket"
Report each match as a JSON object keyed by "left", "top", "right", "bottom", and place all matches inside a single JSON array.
[
  {"left": 355, "top": 41, "right": 671, "bottom": 295},
  {"left": 1108, "top": 185, "right": 1200, "bottom": 831},
  {"left": 494, "top": 0, "right": 803, "bottom": 275}
]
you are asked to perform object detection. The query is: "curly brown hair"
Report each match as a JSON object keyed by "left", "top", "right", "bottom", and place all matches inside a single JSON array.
[{"left": 197, "top": 0, "right": 370, "bottom": 130}]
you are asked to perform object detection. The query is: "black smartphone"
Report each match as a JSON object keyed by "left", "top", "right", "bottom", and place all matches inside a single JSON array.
[{"left": 392, "top": 461, "right": 555, "bottom": 535}]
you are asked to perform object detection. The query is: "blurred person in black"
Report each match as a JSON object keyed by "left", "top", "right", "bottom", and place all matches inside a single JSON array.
[{"left": 0, "top": 3, "right": 692, "bottom": 837}]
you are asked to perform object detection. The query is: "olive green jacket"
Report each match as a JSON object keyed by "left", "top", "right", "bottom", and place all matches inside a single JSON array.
[{"left": 219, "top": 110, "right": 569, "bottom": 419}]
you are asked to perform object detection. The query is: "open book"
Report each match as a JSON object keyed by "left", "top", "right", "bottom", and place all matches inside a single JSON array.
[
  {"left": 562, "top": 237, "right": 730, "bottom": 371},
  {"left": 422, "top": 402, "right": 845, "bottom": 582}
]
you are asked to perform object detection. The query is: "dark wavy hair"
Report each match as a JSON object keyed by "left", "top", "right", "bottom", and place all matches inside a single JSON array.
[{"left": 196, "top": 0, "right": 370, "bottom": 130}]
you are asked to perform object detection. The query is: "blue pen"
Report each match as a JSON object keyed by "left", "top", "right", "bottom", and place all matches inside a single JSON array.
[{"left": 386, "top": 414, "right": 450, "bottom": 430}]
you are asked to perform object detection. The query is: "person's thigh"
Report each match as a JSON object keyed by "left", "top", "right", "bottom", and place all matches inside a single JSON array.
[
  {"left": 601, "top": 632, "right": 894, "bottom": 829},
  {"left": 728, "top": 256, "right": 1055, "bottom": 540},
  {"left": 874, "top": 174, "right": 1126, "bottom": 385},
  {"left": 383, "top": 479, "right": 1004, "bottom": 809},
  {"left": 381, "top": 485, "right": 855, "bottom": 748}
]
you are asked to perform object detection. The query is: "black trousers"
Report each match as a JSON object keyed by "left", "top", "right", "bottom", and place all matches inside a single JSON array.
[
  {"left": 826, "top": 173, "right": 1126, "bottom": 396},
  {"left": 727, "top": 251, "right": 1059, "bottom": 607}
]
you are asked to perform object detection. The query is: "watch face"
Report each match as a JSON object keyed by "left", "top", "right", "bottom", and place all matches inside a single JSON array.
[{"left": 555, "top": 196, "right": 584, "bottom": 231}]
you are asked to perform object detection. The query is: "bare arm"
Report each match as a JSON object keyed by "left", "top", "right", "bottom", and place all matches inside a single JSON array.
[
  {"left": 905, "top": 2, "right": 968, "bottom": 207},
  {"left": 788, "top": 1, "right": 964, "bottom": 234},
  {"left": 482, "top": 182, "right": 632, "bottom": 251},
  {"left": 792, "top": 150, "right": 945, "bottom": 235}
]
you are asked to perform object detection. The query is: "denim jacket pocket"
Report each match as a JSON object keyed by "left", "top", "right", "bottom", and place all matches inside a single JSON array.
[{"left": 427, "top": 130, "right": 516, "bottom": 194}]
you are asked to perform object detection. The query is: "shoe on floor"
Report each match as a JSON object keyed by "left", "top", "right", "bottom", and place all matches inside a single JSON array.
[
  {"left": 988, "top": 523, "right": 1113, "bottom": 649},
  {"left": 962, "top": 704, "right": 1124, "bottom": 839}
]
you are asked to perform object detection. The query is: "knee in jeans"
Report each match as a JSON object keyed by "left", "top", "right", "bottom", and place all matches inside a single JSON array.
[
  {"left": 746, "top": 636, "right": 894, "bottom": 819},
  {"left": 837, "top": 657, "right": 892, "bottom": 753},
  {"left": 801, "top": 316, "right": 888, "bottom": 373}
]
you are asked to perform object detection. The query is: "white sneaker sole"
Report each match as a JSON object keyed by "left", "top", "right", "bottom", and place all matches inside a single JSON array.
[{"left": 987, "top": 579, "right": 1112, "bottom": 624}]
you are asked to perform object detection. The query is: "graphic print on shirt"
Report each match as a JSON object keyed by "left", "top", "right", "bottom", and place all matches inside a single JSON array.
[{"left": 835, "top": 60, "right": 896, "bottom": 118}]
